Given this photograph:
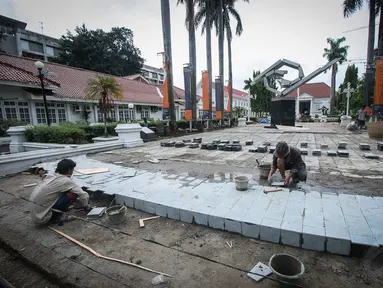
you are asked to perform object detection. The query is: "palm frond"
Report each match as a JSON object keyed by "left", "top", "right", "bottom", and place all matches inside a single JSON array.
[
  {"left": 227, "top": 6, "right": 243, "bottom": 36},
  {"left": 343, "top": 0, "right": 364, "bottom": 17}
]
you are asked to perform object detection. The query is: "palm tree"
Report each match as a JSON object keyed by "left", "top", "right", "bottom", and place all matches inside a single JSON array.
[
  {"left": 323, "top": 37, "right": 349, "bottom": 115},
  {"left": 161, "top": 0, "right": 177, "bottom": 130},
  {"left": 195, "top": 0, "right": 214, "bottom": 121},
  {"left": 85, "top": 75, "right": 124, "bottom": 136},
  {"left": 177, "top": 0, "right": 197, "bottom": 123},
  {"left": 343, "top": 0, "right": 377, "bottom": 107},
  {"left": 196, "top": 0, "right": 249, "bottom": 120},
  {"left": 220, "top": 0, "right": 249, "bottom": 118}
]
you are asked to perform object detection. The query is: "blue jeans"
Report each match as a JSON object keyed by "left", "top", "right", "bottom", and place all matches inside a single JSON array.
[{"left": 52, "top": 193, "right": 73, "bottom": 211}]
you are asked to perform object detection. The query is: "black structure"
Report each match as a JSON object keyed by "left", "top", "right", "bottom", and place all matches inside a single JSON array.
[
  {"left": 271, "top": 98, "right": 295, "bottom": 126},
  {"left": 141, "top": 127, "right": 157, "bottom": 142}
]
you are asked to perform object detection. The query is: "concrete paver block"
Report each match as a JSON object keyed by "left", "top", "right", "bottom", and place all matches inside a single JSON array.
[
  {"left": 242, "top": 222, "right": 260, "bottom": 239},
  {"left": 301, "top": 142, "right": 308, "bottom": 148},
  {"left": 302, "top": 225, "right": 325, "bottom": 251},
  {"left": 281, "top": 230, "right": 301, "bottom": 247},
  {"left": 338, "top": 142, "right": 348, "bottom": 149},
  {"left": 312, "top": 149, "right": 321, "bottom": 156},
  {"left": 225, "top": 219, "right": 242, "bottom": 234},
  {"left": 373, "top": 197, "right": 383, "bottom": 207},
  {"left": 327, "top": 150, "right": 337, "bottom": 156},
  {"left": 300, "top": 148, "right": 308, "bottom": 155},
  {"left": 337, "top": 150, "right": 349, "bottom": 157},
  {"left": 355, "top": 195, "right": 378, "bottom": 210},
  {"left": 364, "top": 153, "right": 380, "bottom": 159},
  {"left": 359, "top": 143, "right": 370, "bottom": 150},
  {"left": 326, "top": 237, "right": 351, "bottom": 255},
  {"left": 257, "top": 145, "right": 268, "bottom": 153},
  {"left": 155, "top": 203, "right": 167, "bottom": 217},
  {"left": 260, "top": 218, "right": 281, "bottom": 243}
]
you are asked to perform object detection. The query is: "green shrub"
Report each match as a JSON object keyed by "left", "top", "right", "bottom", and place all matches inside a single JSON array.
[
  {"left": 176, "top": 120, "right": 189, "bottom": 129},
  {"left": 25, "top": 126, "right": 86, "bottom": 144},
  {"left": 0, "top": 120, "right": 27, "bottom": 137},
  {"left": 82, "top": 124, "right": 117, "bottom": 141}
]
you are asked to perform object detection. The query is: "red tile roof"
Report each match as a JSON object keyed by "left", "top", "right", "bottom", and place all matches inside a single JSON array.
[
  {"left": 0, "top": 53, "right": 163, "bottom": 105},
  {"left": 211, "top": 82, "right": 247, "bottom": 98},
  {"left": 158, "top": 85, "right": 202, "bottom": 102},
  {"left": 287, "top": 82, "right": 330, "bottom": 98},
  {"left": 0, "top": 60, "right": 60, "bottom": 87}
]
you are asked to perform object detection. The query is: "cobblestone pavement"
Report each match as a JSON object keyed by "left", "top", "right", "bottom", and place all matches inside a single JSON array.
[{"left": 110, "top": 123, "right": 383, "bottom": 174}]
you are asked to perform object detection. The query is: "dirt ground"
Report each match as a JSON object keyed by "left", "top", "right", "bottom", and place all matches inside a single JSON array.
[
  {"left": 90, "top": 151, "right": 383, "bottom": 197},
  {"left": 1, "top": 174, "right": 383, "bottom": 288}
]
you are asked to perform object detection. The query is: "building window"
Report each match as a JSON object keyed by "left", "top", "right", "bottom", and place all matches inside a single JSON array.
[
  {"left": 119, "top": 106, "right": 135, "bottom": 122},
  {"left": 46, "top": 46, "right": 62, "bottom": 57},
  {"left": 198, "top": 110, "right": 203, "bottom": 119},
  {"left": 35, "top": 102, "right": 66, "bottom": 124},
  {"left": 159, "top": 74, "right": 164, "bottom": 80},
  {"left": 3, "top": 101, "right": 17, "bottom": 120},
  {"left": 36, "top": 103, "right": 47, "bottom": 124},
  {"left": 97, "top": 106, "right": 117, "bottom": 122},
  {"left": 18, "top": 102, "right": 30, "bottom": 123},
  {"left": 0, "top": 24, "right": 15, "bottom": 36},
  {"left": 141, "top": 107, "right": 150, "bottom": 119},
  {"left": 21, "top": 39, "right": 44, "bottom": 54},
  {"left": 57, "top": 104, "right": 66, "bottom": 122},
  {"left": 151, "top": 72, "right": 158, "bottom": 79},
  {"left": 180, "top": 109, "right": 185, "bottom": 119}
]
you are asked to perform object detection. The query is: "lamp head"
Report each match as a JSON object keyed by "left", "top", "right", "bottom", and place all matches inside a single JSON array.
[
  {"left": 34, "top": 61, "right": 44, "bottom": 70},
  {"left": 128, "top": 103, "right": 134, "bottom": 109}
]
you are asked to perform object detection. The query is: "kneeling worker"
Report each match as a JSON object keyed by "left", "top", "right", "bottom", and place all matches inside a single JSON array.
[
  {"left": 268, "top": 141, "right": 307, "bottom": 185},
  {"left": 29, "top": 159, "right": 90, "bottom": 225}
]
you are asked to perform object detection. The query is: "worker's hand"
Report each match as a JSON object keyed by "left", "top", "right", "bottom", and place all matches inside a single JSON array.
[{"left": 284, "top": 176, "right": 291, "bottom": 186}]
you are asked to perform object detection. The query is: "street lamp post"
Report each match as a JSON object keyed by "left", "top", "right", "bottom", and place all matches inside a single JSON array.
[
  {"left": 128, "top": 103, "right": 134, "bottom": 122},
  {"left": 35, "top": 61, "right": 51, "bottom": 126}
]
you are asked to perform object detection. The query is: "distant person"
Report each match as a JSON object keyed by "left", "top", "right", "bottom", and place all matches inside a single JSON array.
[
  {"left": 29, "top": 159, "right": 90, "bottom": 225},
  {"left": 357, "top": 105, "right": 367, "bottom": 129},
  {"left": 268, "top": 141, "right": 307, "bottom": 185}
]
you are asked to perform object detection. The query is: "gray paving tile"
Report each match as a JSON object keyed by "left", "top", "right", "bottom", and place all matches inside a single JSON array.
[
  {"left": 302, "top": 225, "right": 325, "bottom": 251},
  {"left": 260, "top": 218, "right": 281, "bottom": 243}
]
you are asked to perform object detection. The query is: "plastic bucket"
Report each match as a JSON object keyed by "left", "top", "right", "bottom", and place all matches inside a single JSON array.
[
  {"left": 106, "top": 205, "right": 127, "bottom": 225},
  {"left": 258, "top": 164, "right": 271, "bottom": 179},
  {"left": 234, "top": 176, "right": 249, "bottom": 191},
  {"left": 269, "top": 253, "right": 305, "bottom": 283}
]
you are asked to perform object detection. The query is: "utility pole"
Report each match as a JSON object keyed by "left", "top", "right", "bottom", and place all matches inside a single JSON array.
[
  {"left": 38, "top": 21, "right": 44, "bottom": 34},
  {"left": 160, "top": 0, "right": 176, "bottom": 129},
  {"left": 364, "top": 0, "right": 376, "bottom": 108}
]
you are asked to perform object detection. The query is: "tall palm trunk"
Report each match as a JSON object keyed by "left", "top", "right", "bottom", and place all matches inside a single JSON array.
[
  {"left": 161, "top": 0, "right": 176, "bottom": 129},
  {"left": 206, "top": 0, "right": 213, "bottom": 122},
  {"left": 330, "top": 64, "right": 336, "bottom": 115},
  {"left": 227, "top": 29, "right": 233, "bottom": 119},
  {"left": 188, "top": 0, "right": 197, "bottom": 123},
  {"left": 218, "top": 0, "right": 224, "bottom": 119},
  {"left": 379, "top": 6, "right": 383, "bottom": 56},
  {"left": 364, "top": 0, "right": 376, "bottom": 107}
]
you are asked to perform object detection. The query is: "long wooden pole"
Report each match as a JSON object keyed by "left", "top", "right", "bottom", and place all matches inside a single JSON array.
[{"left": 49, "top": 227, "right": 172, "bottom": 278}]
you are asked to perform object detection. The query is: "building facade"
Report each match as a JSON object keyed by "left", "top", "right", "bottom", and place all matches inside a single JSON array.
[
  {"left": 287, "top": 82, "right": 331, "bottom": 117},
  {"left": 195, "top": 79, "right": 251, "bottom": 118},
  {"left": 0, "top": 15, "right": 62, "bottom": 61},
  {"left": 141, "top": 64, "right": 165, "bottom": 85},
  {"left": 0, "top": 54, "right": 188, "bottom": 126}
]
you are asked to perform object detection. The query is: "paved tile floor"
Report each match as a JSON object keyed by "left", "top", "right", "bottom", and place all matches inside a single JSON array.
[
  {"left": 38, "top": 153, "right": 383, "bottom": 256},
  {"left": 112, "top": 123, "right": 383, "bottom": 175}
]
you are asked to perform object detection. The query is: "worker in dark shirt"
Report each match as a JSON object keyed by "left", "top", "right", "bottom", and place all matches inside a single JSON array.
[{"left": 268, "top": 141, "right": 307, "bottom": 185}]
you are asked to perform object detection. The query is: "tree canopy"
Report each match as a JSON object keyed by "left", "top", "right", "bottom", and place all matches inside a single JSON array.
[
  {"left": 53, "top": 25, "right": 145, "bottom": 76},
  {"left": 244, "top": 70, "right": 276, "bottom": 114}
]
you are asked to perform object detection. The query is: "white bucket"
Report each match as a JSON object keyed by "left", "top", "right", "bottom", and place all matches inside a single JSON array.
[
  {"left": 258, "top": 164, "right": 271, "bottom": 179},
  {"left": 234, "top": 176, "right": 249, "bottom": 191}
]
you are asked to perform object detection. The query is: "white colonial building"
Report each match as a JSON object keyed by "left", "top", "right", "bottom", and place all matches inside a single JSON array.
[
  {"left": 286, "top": 82, "right": 331, "bottom": 117},
  {"left": 0, "top": 53, "right": 189, "bottom": 125}
]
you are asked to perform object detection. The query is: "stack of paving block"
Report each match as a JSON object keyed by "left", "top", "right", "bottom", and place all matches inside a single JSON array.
[
  {"left": 269, "top": 146, "right": 276, "bottom": 154},
  {"left": 162, "top": 141, "right": 175, "bottom": 147},
  {"left": 200, "top": 143, "right": 209, "bottom": 150},
  {"left": 359, "top": 143, "right": 370, "bottom": 151},
  {"left": 245, "top": 140, "right": 253, "bottom": 146},
  {"left": 174, "top": 141, "right": 185, "bottom": 148},
  {"left": 327, "top": 150, "right": 337, "bottom": 156},
  {"left": 249, "top": 146, "right": 258, "bottom": 153},
  {"left": 189, "top": 143, "right": 199, "bottom": 149},
  {"left": 377, "top": 142, "right": 383, "bottom": 151},
  {"left": 337, "top": 150, "right": 349, "bottom": 157},
  {"left": 300, "top": 142, "right": 308, "bottom": 148},
  {"left": 300, "top": 148, "right": 308, "bottom": 155},
  {"left": 338, "top": 142, "right": 347, "bottom": 149},
  {"left": 257, "top": 145, "right": 268, "bottom": 153},
  {"left": 218, "top": 143, "right": 226, "bottom": 150},
  {"left": 193, "top": 137, "right": 202, "bottom": 144},
  {"left": 364, "top": 153, "right": 380, "bottom": 159},
  {"left": 262, "top": 141, "right": 271, "bottom": 146},
  {"left": 312, "top": 149, "right": 321, "bottom": 156}
]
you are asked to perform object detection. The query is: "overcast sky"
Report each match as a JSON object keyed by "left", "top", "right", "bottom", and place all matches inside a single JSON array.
[{"left": 1, "top": 0, "right": 372, "bottom": 92}]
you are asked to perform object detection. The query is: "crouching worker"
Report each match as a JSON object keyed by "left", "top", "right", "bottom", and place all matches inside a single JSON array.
[
  {"left": 29, "top": 159, "right": 90, "bottom": 225},
  {"left": 268, "top": 141, "right": 307, "bottom": 186}
]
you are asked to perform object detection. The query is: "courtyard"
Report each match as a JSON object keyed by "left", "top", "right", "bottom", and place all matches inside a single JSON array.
[{"left": 0, "top": 123, "right": 382, "bottom": 287}]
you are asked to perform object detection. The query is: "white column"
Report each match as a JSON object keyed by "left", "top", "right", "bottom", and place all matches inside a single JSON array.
[
  {"left": 296, "top": 87, "right": 300, "bottom": 119},
  {"left": 247, "top": 93, "right": 251, "bottom": 121},
  {"left": 310, "top": 98, "right": 313, "bottom": 116},
  {"left": 7, "top": 126, "right": 29, "bottom": 153},
  {"left": 29, "top": 101, "right": 38, "bottom": 125}
]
